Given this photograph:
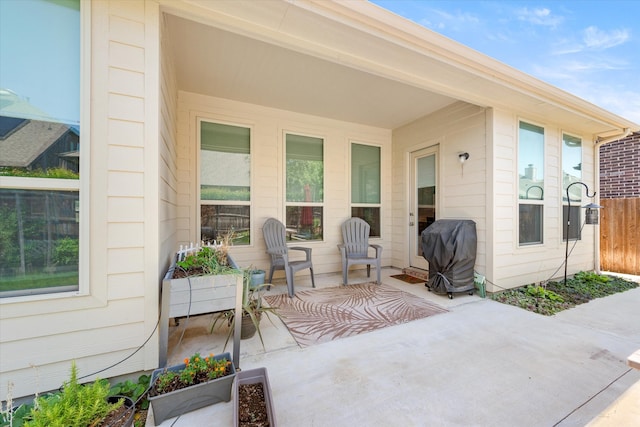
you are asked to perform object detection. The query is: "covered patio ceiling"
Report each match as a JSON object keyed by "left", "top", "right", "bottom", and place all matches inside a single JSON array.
[
  {"left": 161, "top": 0, "right": 638, "bottom": 136},
  {"left": 164, "top": 13, "right": 457, "bottom": 130}
]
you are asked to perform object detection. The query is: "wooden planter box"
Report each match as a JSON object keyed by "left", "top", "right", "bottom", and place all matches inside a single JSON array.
[
  {"left": 159, "top": 255, "right": 243, "bottom": 367},
  {"left": 234, "top": 367, "right": 276, "bottom": 427}
]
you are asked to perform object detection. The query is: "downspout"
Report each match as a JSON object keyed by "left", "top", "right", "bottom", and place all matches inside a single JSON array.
[{"left": 592, "top": 128, "right": 631, "bottom": 273}]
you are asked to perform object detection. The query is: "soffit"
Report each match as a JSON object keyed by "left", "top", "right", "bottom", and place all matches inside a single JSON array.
[
  {"left": 165, "top": 13, "right": 456, "bottom": 129},
  {"left": 163, "top": 0, "right": 639, "bottom": 135}
]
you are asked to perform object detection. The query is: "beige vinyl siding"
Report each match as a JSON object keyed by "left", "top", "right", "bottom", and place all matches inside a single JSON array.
[
  {"left": 490, "top": 108, "right": 597, "bottom": 290},
  {"left": 391, "top": 102, "right": 488, "bottom": 276},
  {"left": 158, "top": 11, "right": 180, "bottom": 277},
  {"left": 0, "top": 1, "right": 160, "bottom": 401},
  {"left": 175, "top": 92, "right": 392, "bottom": 277}
]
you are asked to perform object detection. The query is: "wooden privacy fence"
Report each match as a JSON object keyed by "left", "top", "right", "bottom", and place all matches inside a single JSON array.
[{"left": 600, "top": 198, "right": 640, "bottom": 275}]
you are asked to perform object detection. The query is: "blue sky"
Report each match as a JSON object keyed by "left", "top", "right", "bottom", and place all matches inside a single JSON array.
[
  {"left": 0, "top": 0, "right": 80, "bottom": 124},
  {"left": 371, "top": 0, "right": 640, "bottom": 124}
]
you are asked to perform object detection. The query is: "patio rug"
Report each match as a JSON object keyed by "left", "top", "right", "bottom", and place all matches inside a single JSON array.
[
  {"left": 390, "top": 274, "right": 425, "bottom": 284},
  {"left": 264, "top": 283, "right": 448, "bottom": 347}
]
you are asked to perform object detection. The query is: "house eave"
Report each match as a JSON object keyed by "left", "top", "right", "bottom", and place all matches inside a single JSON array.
[{"left": 161, "top": 0, "right": 639, "bottom": 134}]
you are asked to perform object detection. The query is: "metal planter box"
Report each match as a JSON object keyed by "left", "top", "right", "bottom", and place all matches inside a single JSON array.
[
  {"left": 149, "top": 352, "right": 236, "bottom": 425},
  {"left": 234, "top": 367, "right": 276, "bottom": 427}
]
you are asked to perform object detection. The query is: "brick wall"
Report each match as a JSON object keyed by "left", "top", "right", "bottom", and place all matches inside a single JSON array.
[{"left": 599, "top": 132, "right": 640, "bottom": 199}]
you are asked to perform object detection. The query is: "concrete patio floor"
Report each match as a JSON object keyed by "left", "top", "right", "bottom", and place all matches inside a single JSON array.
[{"left": 150, "top": 268, "right": 640, "bottom": 426}]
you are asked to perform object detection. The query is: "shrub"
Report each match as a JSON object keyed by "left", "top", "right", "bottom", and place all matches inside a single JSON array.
[{"left": 24, "top": 362, "right": 122, "bottom": 427}]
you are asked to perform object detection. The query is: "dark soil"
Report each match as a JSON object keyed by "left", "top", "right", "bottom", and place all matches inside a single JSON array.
[
  {"left": 100, "top": 404, "right": 134, "bottom": 427},
  {"left": 148, "top": 365, "right": 234, "bottom": 397},
  {"left": 238, "top": 383, "right": 270, "bottom": 427},
  {"left": 171, "top": 267, "right": 207, "bottom": 279}
]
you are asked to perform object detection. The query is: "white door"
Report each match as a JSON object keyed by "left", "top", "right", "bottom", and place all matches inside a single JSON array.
[{"left": 409, "top": 146, "right": 438, "bottom": 269}]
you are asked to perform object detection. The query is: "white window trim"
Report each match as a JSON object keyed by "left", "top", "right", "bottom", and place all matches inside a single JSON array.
[
  {"left": 561, "top": 130, "right": 583, "bottom": 242},
  {"left": 0, "top": 0, "right": 91, "bottom": 304},
  {"left": 283, "top": 129, "right": 326, "bottom": 242},
  {"left": 517, "top": 118, "right": 546, "bottom": 247},
  {"left": 349, "top": 140, "right": 383, "bottom": 239},
  {"left": 195, "top": 117, "right": 253, "bottom": 245}
]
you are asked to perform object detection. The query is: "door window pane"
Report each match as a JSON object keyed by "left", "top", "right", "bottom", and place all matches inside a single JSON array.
[
  {"left": 286, "top": 134, "right": 323, "bottom": 240},
  {"left": 417, "top": 154, "right": 436, "bottom": 253}
]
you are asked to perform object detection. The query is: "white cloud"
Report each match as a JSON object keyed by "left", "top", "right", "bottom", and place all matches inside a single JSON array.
[
  {"left": 565, "top": 59, "right": 627, "bottom": 72},
  {"left": 515, "top": 7, "right": 564, "bottom": 27},
  {"left": 419, "top": 8, "right": 480, "bottom": 32},
  {"left": 531, "top": 63, "right": 640, "bottom": 123},
  {"left": 583, "top": 26, "right": 629, "bottom": 50},
  {"left": 580, "top": 88, "right": 640, "bottom": 123}
]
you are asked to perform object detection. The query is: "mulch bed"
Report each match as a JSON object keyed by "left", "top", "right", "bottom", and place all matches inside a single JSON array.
[{"left": 490, "top": 272, "right": 638, "bottom": 316}]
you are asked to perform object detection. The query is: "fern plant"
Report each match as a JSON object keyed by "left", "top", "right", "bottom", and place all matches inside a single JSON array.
[{"left": 25, "top": 362, "right": 122, "bottom": 427}]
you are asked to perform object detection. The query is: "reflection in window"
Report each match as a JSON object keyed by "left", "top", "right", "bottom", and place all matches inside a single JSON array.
[
  {"left": 519, "top": 204, "right": 543, "bottom": 245},
  {"left": 201, "top": 205, "right": 250, "bottom": 245},
  {"left": 286, "top": 134, "right": 323, "bottom": 240},
  {"left": 0, "top": 0, "right": 81, "bottom": 297},
  {"left": 351, "top": 143, "right": 381, "bottom": 237},
  {"left": 200, "top": 121, "right": 251, "bottom": 244},
  {"left": 518, "top": 121, "right": 544, "bottom": 245},
  {"left": 0, "top": 189, "right": 79, "bottom": 296},
  {"left": 417, "top": 155, "right": 436, "bottom": 242},
  {"left": 562, "top": 133, "right": 582, "bottom": 241}
]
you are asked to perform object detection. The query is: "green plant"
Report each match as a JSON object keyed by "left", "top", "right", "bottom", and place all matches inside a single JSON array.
[
  {"left": 109, "top": 374, "right": 149, "bottom": 427},
  {"left": 491, "top": 271, "right": 638, "bottom": 316},
  {"left": 526, "top": 285, "right": 564, "bottom": 302},
  {"left": 176, "top": 245, "right": 234, "bottom": 275},
  {"left": 109, "top": 374, "right": 150, "bottom": 410},
  {"left": 174, "top": 235, "right": 241, "bottom": 277},
  {"left": 153, "top": 371, "right": 178, "bottom": 394},
  {"left": 0, "top": 403, "right": 33, "bottom": 427},
  {"left": 149, "top": 353, "right": 232, "bottom": 397},
  {"left": 0, "top": 167, "right": 78, "bottom": 179},
  {"left": 24, "top": 362, "right": 123, "bottom": 427},
  {"left": 0, "top": 382, "right": 33, "bottom": 427},
  {"left": 573, "top": 271, "right": 609, "bottom": 283},
  {"left": 210, "top": 269, "right": 279, "bottom": 349},
  {"left": 53, "top": 237, "right": 79, "bottom": 266}
]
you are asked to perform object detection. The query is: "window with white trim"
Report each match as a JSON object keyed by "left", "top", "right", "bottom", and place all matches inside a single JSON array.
[
  {"left": 0, "top": 0, "right": 81, "bottom": 297},
  {"left": 285, "top": 133, "right": 323, "bottom": 241},
  {"left": 199, "top": 121, "right": 251, "bottom": 245},
  {"left": 518, "top": 121, "right": 545, "bottom": 245},
  {"left": 350, "top": 142, "right": 381, "bottom": 237},
  {"left": 562, "top": 133, "right": 582, "bottom": 241}
]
